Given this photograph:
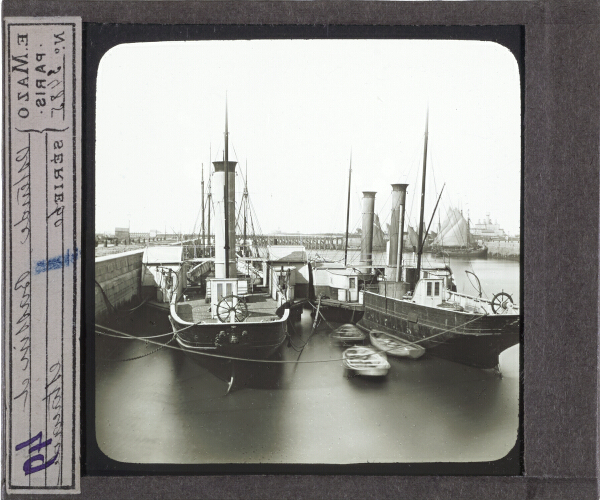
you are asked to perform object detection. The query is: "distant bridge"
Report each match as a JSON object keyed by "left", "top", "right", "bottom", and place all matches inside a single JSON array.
[
  {"left": 254, "top": 233, "right": 361, "bottom": 250},
  {"left": 184, "top": 234, "right": 360, "bottom": 250},
  {"left": 178, "top": 233, "right": 361, "bottom": 251},
  {"left": 96, "top": 232, "right": 369, "bottom": 252}
]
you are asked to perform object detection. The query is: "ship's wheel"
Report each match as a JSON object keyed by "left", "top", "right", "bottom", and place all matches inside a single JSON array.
[
  {"left": 216, "top": 295, "right": 249, "bottom": 323},
  {"left": 491, "top": 292, "right": 514, "bottom": 314}
]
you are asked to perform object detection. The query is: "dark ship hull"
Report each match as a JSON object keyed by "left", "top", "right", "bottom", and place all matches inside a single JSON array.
[
  {"left": 358, "top": 291, "right": 519, "bottom": 369},
  {"left": 435, "top": 246, "right": 488, "bottom": 259},
  {"left": 170, "top": 308, "right": 289, "bottom": 361},
  {"left": 314, "top": 301, "right": 364, "bottom": 324}
]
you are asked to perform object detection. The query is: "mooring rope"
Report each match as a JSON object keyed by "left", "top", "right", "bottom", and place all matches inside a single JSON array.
[
  {"left": 96, "top": 323, "right": 176, "bottom": 340},
  {"left": 285, "top": 321, "right": 309, "bottom": 352},
  {"left": 94, "top": 279, "right": 151, "bottom": 315},
  {"left": 97, "top": 333, "right": 177, "bottom": 362},
  {"left": 94, "top": 313, "right": 484, "bottom": 364}
]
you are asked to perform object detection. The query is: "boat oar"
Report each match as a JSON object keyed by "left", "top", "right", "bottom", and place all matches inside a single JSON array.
[
  {"left": 293, "top": 297, "right": 323, "bottom": 364},
  {"left": 312, "top": 296, "right": 322, "bottom": 330},
  {"left": 311, "top": 295, "right": 335, "bottom": 332},
  {"left": 225, "top": 360, "right": 236, "bottom": 396}
]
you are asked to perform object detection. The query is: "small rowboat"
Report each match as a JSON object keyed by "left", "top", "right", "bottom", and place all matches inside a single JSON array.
[
  {"left": 342, "top": 346, "right": 391, "bottom": 376},
  {"left": 369, "top": 330, "right": 426, "bottom": 359},
  {"left": 329, "top": 324, "right": 367, "bottom": 345}
]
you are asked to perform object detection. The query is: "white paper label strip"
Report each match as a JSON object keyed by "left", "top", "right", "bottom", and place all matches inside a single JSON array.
[{"left": 4, "top": 17, "right": 81, "bottom": 494}]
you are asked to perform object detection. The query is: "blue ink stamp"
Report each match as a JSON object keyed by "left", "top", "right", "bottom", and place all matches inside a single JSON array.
[{"left": 34, "top": 248, "right": 79, "bottom": 275}]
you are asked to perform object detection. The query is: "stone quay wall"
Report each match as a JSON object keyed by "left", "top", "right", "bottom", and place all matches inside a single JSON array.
[
  {"left": 487, "top": 241, "right": 520, "bottom": 261},
  {"left": 95, "top": 249, "right": 144, "bottom": 322}
]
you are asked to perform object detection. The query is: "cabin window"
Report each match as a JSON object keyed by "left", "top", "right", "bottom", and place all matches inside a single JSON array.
[
  {"left": 217, "top": 284, "right": 223, "bottom": 301},
  {"left": 226, "top": 283, "right": 232, "bottom": 296},
  {"left": 427, "top": 282, "right": 432, "bottom": 296},
  {"left": 349, "top": 278, "right": 356, "bottom": 290},
  {"left": 434, "top": 282, "right": 440, "bottom": 296}
]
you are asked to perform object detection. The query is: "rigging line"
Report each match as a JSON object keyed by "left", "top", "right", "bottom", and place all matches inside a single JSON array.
[
  {"left": 428, "top": 141, "right": 439, "bottom": 205},
  {"left": 464, "top": 264, "right": 491, "bottom": 301},
  {"left": 285, "top": 319, "right": 313, "bottom": 352},
  {"left": 248, "top": 212, "right": 263, "bottom": 258},
  {"left": 94, "top": 279, "right": 151, "bottom": 316},
  {"left": 96, "top": 323, "right": 177, "bottom": 340},
  {"left": 375, "top": 191, "right": 393, "bottom": 226},
  {"left": 96, "top": 333, "right": 177, "bottom": 362},
  {"left": 234, "top": 200, "right": 246, "bottom": 232},
  {"left": 231, "top": 142, "right": 240, "bottom": 163},
  {"left": 406, "top": 165, "right": 421, "bottom": 232},
  {"left": 245, "top": 196, "right": 258, "bottom": 225},
  {"left": 121, "top": 295, "right": 151, "bottom": 314},
  {"left": 94, "top": 279, "right": 118, "bottom": 313},
  {"left": 92, "top": 328, "right": 340, "bottom": 363},
  {"left": 247, "top": 198, "right": 265, "bottom": 238},
  {"left": 95, "top": 312, "right": 485, "bottom": 364}
]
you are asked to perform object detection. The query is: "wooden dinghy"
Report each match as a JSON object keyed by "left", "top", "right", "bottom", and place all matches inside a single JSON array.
[
  {"left": 342, "top": 346, "right": 391, "bottom": 376},
  {"left": 329, "top": 324, "right": 367, "bottom": 345},
  {"left": 369, "top": 330, "right": 426, "bottom": 359}
]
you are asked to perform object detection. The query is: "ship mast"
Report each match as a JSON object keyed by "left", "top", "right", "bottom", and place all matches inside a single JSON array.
[
  {"left": 415, "top": 108, "right": 429, "bottom": 284},
  {"left": 467, "top": 209, "right": 471, "bottom": 248},
  {"left": 207, "top": 171, "right": 212, "bottom": 255},
  {"left": 344, "top": 151, "right": 352, "bottom": 267},
  {"left": 224, "top": 99, "right": 230, "bottom": 278},
  {"left": 243, "top": 161, "right": 248, "bottom": 257},
  {"left": 208, "top": 144, "right": 212, "bottom": 255},
  {"left": 201, "top": 163, "right": 205, "bottom": 251}
]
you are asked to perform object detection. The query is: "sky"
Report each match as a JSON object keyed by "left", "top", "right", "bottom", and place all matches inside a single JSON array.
[{"left": 95, "top": 39, "right": 521, "bottom": 236}]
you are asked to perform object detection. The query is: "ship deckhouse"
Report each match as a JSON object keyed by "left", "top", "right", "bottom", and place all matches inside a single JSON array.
[{"left": 411, "top": 277, "right": 445, "bottom": 307}]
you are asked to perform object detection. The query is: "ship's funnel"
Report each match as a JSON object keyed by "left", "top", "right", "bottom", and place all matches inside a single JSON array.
[
  {"left": 389, "top": 184, "right": 408, "bottom": 281},
  {"left": 361, "top": 192, "right": 376, "bottom": 273},
  {"left": 212, "top": 160, "right": 238, "bottom": 278}
]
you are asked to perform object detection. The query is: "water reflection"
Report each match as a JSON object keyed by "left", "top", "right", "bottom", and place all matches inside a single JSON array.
[{"left": 95, "top": 290, "right": 519, "bottom": 464}]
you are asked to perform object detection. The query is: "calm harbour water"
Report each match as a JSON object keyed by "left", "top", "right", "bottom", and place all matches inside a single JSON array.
[{"left": 95, "top": 251, "right": 520, "bottom": 465}]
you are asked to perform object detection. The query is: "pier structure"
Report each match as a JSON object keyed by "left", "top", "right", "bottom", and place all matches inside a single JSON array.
[
  {"left": 253, "top": 233, "right": 353, "bottom": 250},
  {"left": 96, "top": 231, "right": 386, "bottom": 260},
  {"left": 95, "top": 249, "right": 144, "bottom": 323}
]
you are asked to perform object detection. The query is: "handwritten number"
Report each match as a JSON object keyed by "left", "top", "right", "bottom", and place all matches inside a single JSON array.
[
  {"left": 15, "top": 431, "right": 43, "bottom": 451},
  {"left": 15, "top": 432, "right": 58, "bottom": 475},
  {"left": 23, "top": 453, "right": 59, "bottom": 475}
]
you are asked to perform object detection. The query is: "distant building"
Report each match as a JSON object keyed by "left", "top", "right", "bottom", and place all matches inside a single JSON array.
[
  {"left": 470, "top": 214, "right": 507, "bottom": 241},
  {"left": 115, "top": 227, "right": 130, "bottom": 241},
  {"left": 130, "top": 232, "right": 150, "bottom": 239}
]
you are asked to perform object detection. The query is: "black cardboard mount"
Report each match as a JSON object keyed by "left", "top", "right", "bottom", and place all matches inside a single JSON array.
[{"left": 3, "top": 1, "right": 598, "bottom": 499}]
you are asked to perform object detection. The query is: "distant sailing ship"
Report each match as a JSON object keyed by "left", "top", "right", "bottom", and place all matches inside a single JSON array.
[
  {"left": 372, "top": 214, "right": 387, "bottom": 251},
  {"left": 358, "top": 110, "right": 519, "bottom": 369},
  {"left": 432, "top": 208, "right": 488, "bottom": 259}
]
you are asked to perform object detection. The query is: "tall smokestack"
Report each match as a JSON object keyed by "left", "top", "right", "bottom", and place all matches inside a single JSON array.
[
  {"left": 388, "top": 185, "right": 402, "bottom": 268},
  {"left": 361, "top": 192, "right": 376, "bottom": 273},
  {"left": 395, "top": 184, "right": 408, "bottom": 281},
  {"left": 212, "top": 160, "right": 238, "bottom": 278}
]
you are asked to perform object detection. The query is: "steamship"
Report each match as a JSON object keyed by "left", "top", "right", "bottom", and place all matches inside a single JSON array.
[
  {"left": 167, "top": 105, "right": 290, "bottom": 367},
  {"left": 358, "top": 111, "right": 520, "bottom": 369}
]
